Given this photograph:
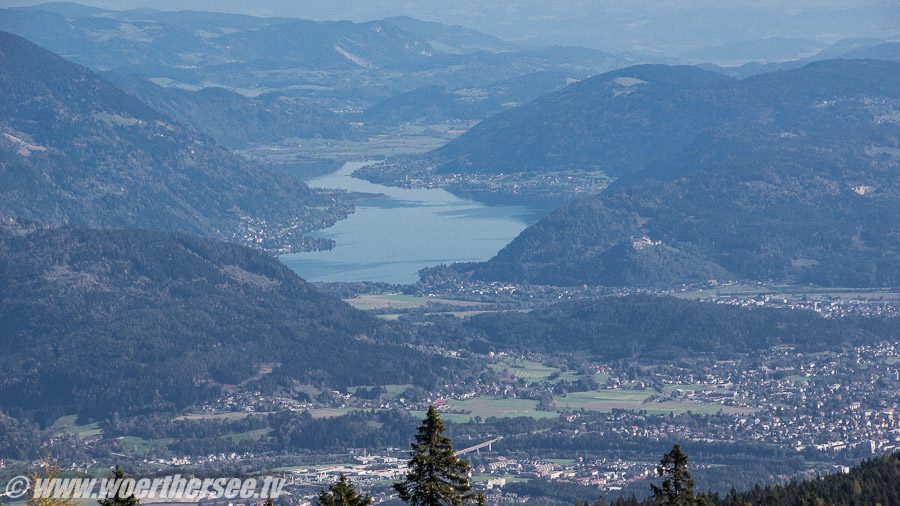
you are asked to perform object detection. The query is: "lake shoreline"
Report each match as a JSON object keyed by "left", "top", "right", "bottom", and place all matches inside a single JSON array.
[{"left": 280, "top": 161, "right": 544, "bottom": 284}]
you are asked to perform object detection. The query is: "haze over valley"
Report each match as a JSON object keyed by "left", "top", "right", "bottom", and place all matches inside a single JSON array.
[{"left": 1, "top": 2, "right": 899, "bottom": 504}]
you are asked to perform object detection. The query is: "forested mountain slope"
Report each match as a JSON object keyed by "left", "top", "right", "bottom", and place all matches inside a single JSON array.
[
  {"left": 0, "top": 31, "right": 345, "bottom": 251},
  {"left": 426, "top": 60, "right": 899, "bottom": 179},
  {"left": 106, "top": 73, "right": 363, "bottom": 149},
  {"left": 444, "top": 60, "right": 900, "bottom": 287},
  {"left": 712, "top": 451, "right": 900, "bottom": 506},
  {"left": 0, "top": 226, "right": 465, "bottom": 423},
  {"left": 428, "top": 64, "right": 731, "bottom": 177},
  {"left": 452, "top": 295, "right": 899, "bottom": 360},
  {"left": 0, "top": 5, "right": 634, "bottom": 106}
]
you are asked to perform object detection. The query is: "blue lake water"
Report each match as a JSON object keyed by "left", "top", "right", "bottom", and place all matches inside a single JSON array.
[{"left": 279, "top": 161, "right": 547, "bottom": 284}]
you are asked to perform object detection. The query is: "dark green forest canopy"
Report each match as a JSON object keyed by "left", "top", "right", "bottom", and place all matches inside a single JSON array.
[
  {"left": 607, "top": 451, "right": 900, "bottom": 506},
  {"left": 0, "top": 227, "right": 468, "bottom": 423},
  {"left": 454, "top": 295, "right": 899, "bottom": 360},
  {"left": 710, "top": 451, "right": 900, "bottom": 506}
]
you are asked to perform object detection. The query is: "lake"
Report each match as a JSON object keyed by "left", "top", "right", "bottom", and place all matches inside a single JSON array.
[{"left": 279, "top": 161, "right": 549, "bottom": 284}]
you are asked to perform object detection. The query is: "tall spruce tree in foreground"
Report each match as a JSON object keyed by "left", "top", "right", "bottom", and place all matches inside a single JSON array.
[
  {"left": 318, "top": 473, "right": 372, "bottom": 506},
  {"left": 651, "top": 444, "right": 703, "bottom": 506},
  {"left": 98, "top": 465, "right": 139, "bottom": 506},
  {"left": 394, "top": 406, "right": 480, "bottom": 505}
]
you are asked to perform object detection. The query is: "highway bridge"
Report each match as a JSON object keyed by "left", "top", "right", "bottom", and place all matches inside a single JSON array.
[{"left": 455, "top": 437, "right": 502, "bottom": 455}]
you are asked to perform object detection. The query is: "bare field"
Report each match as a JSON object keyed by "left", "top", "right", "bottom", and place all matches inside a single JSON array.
[
  {"left": 344, "top": 293, "right": 488, "bottom": 310},
  {"left": 174, "top": 411, "right": 274, "bottom": 421}
]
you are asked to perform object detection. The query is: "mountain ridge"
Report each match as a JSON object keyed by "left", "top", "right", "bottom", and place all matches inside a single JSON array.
[
  {"left": 0, "top": 225, "right": 465, "bottom": 423},
  {"left": 0, "top": 31, "right": 349, "bottom": 251},
  {"left": 427, "top": 59, "right": 900, "bottom": 287}
]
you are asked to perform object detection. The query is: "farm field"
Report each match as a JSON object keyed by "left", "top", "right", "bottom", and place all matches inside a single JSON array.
[
  {"left": 174, "top": 411, "right": 274, "bottom": 421},
  {"left": 51, "top": 415, "right": 102, "bottom": 438},
  {"left": 224, "top": 428, "right": 273, "bottom": 443},
  {"left": 242, "top": 122, "right": 474, "bottom": 163},
  {"left": 488, "top": 358, "right": 583, "bottom": 384},
  {"left": 436, "top": 396, "right": 559, "bottom": 421},
  {"left": 344, "top": 293, "right": 488, "bottom": 311},
  {"left": 119, "top": 436, "right": 174, "bottom": 455},
  {"left": 553, "top": 389, "right": 652, "bottom": 411}
]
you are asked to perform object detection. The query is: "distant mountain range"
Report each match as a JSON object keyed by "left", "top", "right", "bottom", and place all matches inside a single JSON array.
[
  {"left": 425, "top": 64, "right": 731, "bottom": 178},
  {"left": 427, "top": 59, "right": 900, "bottom": 287},
  {"left": 698, "top": 39, "right": 900, "bottom": 79},
  {"left": 0, "top": 3, "right": 638, "bottom": 124},
  {"left": 0, "top": 225, "right": 465, "bottom": 422},
  {"left": 421, "top": 59, "right": 900, "bottom": 179},
  {"left": 360, "top": 72, "right": 575, "bottom": 126},
  {"left": 0, "top": 31, "right": 348, "bottom": 251},
  {"left": 105, "top": 73, "right": 363, "bottom": 148}
]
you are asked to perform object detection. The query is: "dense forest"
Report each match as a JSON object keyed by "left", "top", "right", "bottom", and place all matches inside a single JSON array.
[
  {"left": 0, "top": 31, "right": 349, "bottom": 251},
  {"left": 449, "top": 295, "right": 898, "bottom": 361},
  {"left": 0, "top": 5, "right": 632, "bottom": 110},
  {"left": 435, "top": 60, "right": 900, "bottom": 287},
  {"left": 497, "top": 446, "right": 900, "bottom": 505},
  {"left": 711, "top": 451, "right": 900, "bottom": 505},
  {"left": 600, "top": 451, "right": 900, "bottom": 506},
  {"left": 428, "top": 64, "right": 731, "bottom": 177},
  {"left": 0, "top": 226, "right": 471, "bottom": 424}
]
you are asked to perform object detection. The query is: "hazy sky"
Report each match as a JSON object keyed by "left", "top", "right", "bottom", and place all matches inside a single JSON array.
[{"left": 2, "top": 0, "right": 898, "bottom": 52}]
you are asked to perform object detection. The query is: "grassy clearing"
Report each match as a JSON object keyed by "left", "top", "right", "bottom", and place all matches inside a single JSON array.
[
  {"left": 224, "top": 428, "right": 273, "bottom": 443},
  {"left": 409, "top": 411, "right": 473, "bottom": 424},
  {"left": 348, "top": 384, "right": 412, "bottom": 396},
  {"left": 441, "top": 396, "right": 558, "bottom": 420},
  {"left": 307, "top": 408, "right": 351, "bottom": 419},
  {"left": 489, "top": 358, "right": 585, "bottom": 385},
  {"left": 489, "top": 358, "right": 566, "bottom": 383},
  {"left": 296, "top": 384, "right": 324, "bottom": 397},
  {"left": 51, "top": 415, "right": 102, "bottom": 438},
  {"left": 554, "top": 389, "right": 652, "bottom": 411},
  {"left": 551, "top": 371, "right": 584, "bottom": 383},
  {"left": 119, "top": 436, "right": 173, "bottom": 455},
  {"left": 344, "top": 293, "right": 487, "bottom": 311},
  {"left": 613, "top": 77, "right": 648, "bottom": 86},
  {"left": 174, "top": 411, "right": 272, "bottom": 421}
]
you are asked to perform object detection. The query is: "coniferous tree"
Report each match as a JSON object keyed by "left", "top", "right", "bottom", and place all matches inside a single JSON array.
[
  {"left": 650, "top": 444, "right": 702, "bottom": 506},
  {"left": 98, "top": 465, "right": 139, "bottom": 506},
  {"left": 394, "top": 406, "right": 477, "bottom": 505},
  {"left": 318, "top": 474, "right": 372, "bottom": 506}
]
